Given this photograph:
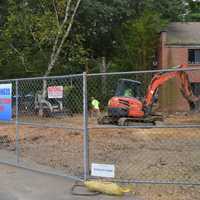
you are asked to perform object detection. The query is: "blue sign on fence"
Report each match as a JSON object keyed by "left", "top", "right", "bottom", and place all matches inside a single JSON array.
[{"left": 0, "top": 84, "right": 12, "bottom": 121}]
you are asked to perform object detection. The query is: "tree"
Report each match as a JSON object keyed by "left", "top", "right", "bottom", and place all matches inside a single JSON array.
[
  {"left": 0, "top": 0, "right": 190, "bottom": 80},
  {"left": 76, "top": 0, "right": 141, "bottom": 72},
  {"left": 39, "top": 0, "right": 82, "bottom": 100},
  {"left": 144, "top": 0, "right": 187, "bottom": 21},
  {"left": 1, "top": 0, "right": 84, "bottom": 79},
  {"left": 75, "top": 0, "right": 187, "bottom": 72},
  {"left": 113, "top": 11, "right": 167, "bottom": 71},
  {"left": 0, "top": 1, "right": 8, "bottom": 26},
  {"left": 1, "top": 0, "right": 83, "bottom": 115},
  {"left": 186, "top": 0, "right": 200, "bottom": 21}
]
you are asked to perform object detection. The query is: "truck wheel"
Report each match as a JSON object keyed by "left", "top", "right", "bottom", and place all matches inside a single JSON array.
[{"left": 43, "top": 109, "right": 51, "bottom": 117}]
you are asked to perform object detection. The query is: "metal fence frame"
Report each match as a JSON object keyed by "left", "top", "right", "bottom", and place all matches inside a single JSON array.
[
  {"left": 0, "top": 73, "right": 87, "bottom": 181},
  {"left": 86, "top": 66, "right": 200, "bottom": 186},
  {"left": 0, "top": 66, "right": 200, "bottom": 185}
]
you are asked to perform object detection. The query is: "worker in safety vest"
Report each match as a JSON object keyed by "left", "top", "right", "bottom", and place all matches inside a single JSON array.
[
  {"left": 124, "top": 88, "right": 133, "bottom": 97},
  {"left": 91, "top": 97, "right": 100, "bottom": 117}
]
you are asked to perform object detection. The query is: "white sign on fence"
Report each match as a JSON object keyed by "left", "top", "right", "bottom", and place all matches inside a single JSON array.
[
  {"left": 48, "top": 86, "right": 63, "bottom": 99},
  {"left": 91, "top": 163, "right": 115, "bottom": 178}
]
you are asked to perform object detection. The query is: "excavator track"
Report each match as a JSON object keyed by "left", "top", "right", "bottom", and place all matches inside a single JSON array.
[
  {"left": 117, "top": 118, "right": 154, "bottom": 126},
  {"left": 97, "top": 115, "right": 118, "bottom": 125},
  {"left": 98, "top": 114, "right": 163, "bottom": 127}
]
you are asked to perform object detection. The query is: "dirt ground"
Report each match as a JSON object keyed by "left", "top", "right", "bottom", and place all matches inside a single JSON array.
[{"left": 0, "top": 113, "right": 200, "bottom": 199}]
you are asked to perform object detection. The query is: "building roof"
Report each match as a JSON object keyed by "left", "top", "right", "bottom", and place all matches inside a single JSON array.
[{"left": 164, "top": 22, "right": 200, "bottom": 46}]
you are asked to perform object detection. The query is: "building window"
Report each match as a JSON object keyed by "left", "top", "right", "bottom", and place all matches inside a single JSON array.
[
  {"left": 191, "top": 82, "right": 200, "bottom": 96},
  {"left": 188, "top": 49, "right": 200, "bottom": 64}
]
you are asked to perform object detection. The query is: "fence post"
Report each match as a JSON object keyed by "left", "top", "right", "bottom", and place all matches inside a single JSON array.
[
  {"left": 83, "top": 72, "right": 89, "bottom": 180},
  {"left": 15, "top": 80, "right": 20, "bottom": 164}
]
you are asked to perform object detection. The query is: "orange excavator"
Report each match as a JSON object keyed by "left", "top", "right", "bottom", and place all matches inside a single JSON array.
[{"left": 98, "top": 64, "right": 200, "bottom": 126}]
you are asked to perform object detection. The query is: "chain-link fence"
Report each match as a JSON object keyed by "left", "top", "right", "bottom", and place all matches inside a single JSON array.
[
  {"left": 0, "top": 67, "right": 200, "bottom": 185},
  {"left": 0, "top": 74, "right": 86, "bottom": 180},
  {"left": 87, "top": 66, "right": 200, "bottom": 185}
]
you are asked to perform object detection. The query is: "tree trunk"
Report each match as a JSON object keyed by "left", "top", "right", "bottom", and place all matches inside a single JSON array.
[
  {"left": 39, "top": 0, "right": 82, "bottom": 116},
  {"left": 100, "top": 57, "right": 107, "bottom": 97}
]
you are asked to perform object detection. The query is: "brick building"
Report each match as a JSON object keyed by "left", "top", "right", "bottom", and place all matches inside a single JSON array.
[{"left": 158, "top": 22, "right": 200, "bottom": 112}]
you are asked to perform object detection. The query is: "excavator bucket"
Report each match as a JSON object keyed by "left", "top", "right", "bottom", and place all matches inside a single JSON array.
[{"left": 185, "top": 94, "right": 200, "bottom": 112}]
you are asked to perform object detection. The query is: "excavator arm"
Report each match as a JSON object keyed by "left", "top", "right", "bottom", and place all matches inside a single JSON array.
[{"left": 144, "top": 64, "right": 200, "bottom": 113}]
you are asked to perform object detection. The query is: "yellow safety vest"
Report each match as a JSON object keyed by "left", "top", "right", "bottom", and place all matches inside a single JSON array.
[{"left": 92, "top": 99, "right": 100, "bottom": 109}]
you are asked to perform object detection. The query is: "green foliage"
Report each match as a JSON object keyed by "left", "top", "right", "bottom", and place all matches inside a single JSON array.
[
  {"left": 77, "top": 0, "right": 133, "bottom": 59},
  {"left": 0, "top": 0, "right": 195, "bottom": 79},
  {"left": 77, "top": 0, "right": 186, "bottom": 72},
  {"left": 0, "top": 0, "right": 88, "bottom": 78},
  {"left": 144, "top": 0, "right": 187, "bottom": 21},
  {"left": 186, "top": 0, "right": 200, "bottom": 21},
  {"left": 113, "top": 11, "right": 167, "bottom": 70},
  {"left": 63, "top": 83, "right": 83, "bottom": 113}
]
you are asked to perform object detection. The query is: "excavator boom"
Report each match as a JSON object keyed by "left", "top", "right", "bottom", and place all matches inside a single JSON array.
[{"left": 144, "top": 64, "right": 200, "bottom": 112}]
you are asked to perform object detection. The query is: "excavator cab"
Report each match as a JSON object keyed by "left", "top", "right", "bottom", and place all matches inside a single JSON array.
[
  {"left": 115, "top": 79, "right": 142, "bottom": 99},
  {"left": 105, "top": 79, "right": 145, "bottom": 120}
]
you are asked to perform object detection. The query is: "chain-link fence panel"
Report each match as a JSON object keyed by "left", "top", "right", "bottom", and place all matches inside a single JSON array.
[
  {"left": 87, "top": 68, "right": 200, "bottom": 128},
  {"left": 132, "top": 184, "right": 200, "bottom": 199},
  {"left": 87, "top": 67, "right": 200, "bottom": 184},
  {"left": 0, "top": 67, "right": 200, "bottom": 185},
  {"left": 89, "top": 127, "right": 200, "bottom": 183},
  {"left": 87, "top": 72, "right": 151, "bottom": 110},
  {"left": 17, "top": 75, "right": 83, "bottom": 129},
  {"left": 87, "top": 72, "right": 152, "bottom": 128},
  {"left": 0, "top": 123, "right": 16, "bottom": 161},
  {"left": 0, "top": 80, "right": 16, "bottom": 163},
  {"left": 19, "top": 125, "right": 84, "bottom": 178},
  {"left": 0, "top": 75, "right": 85, "bottom": 180}
]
